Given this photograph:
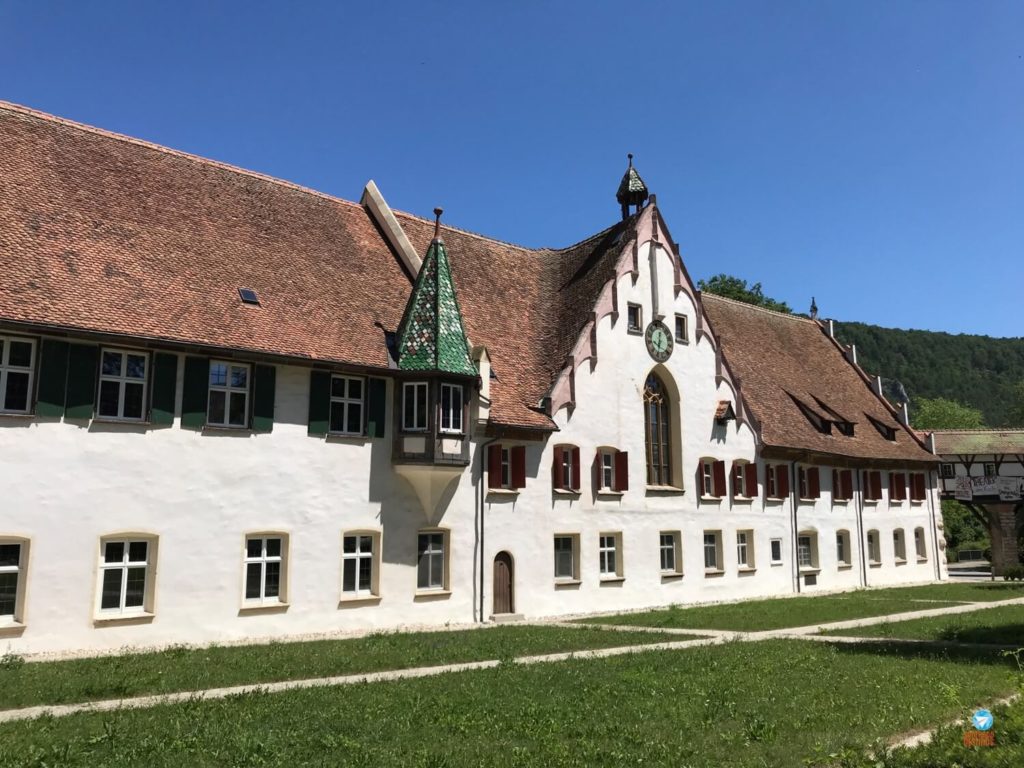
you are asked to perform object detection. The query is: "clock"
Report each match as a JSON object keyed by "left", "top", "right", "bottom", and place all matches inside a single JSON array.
[{"left": 644, "top": 320, "right": 674, "bottom": 362}]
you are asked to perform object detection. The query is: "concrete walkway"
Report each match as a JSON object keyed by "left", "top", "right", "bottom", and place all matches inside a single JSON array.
[{"left": 1, "top": 595, "right": 1021, "bottom": 725}]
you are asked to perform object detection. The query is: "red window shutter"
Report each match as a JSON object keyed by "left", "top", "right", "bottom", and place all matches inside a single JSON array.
[
  {"left": 551, "top": 446, "right": 564, "bottom": 490},
  {"left": 487, "top": 444, "right": 502, "bottom": 489},
  {"left": 511, "top": 446, "right": 526, "bottom": 490},
  {"left": 808, "top": 467, "right": 820, "bottom": 499},
  {"left": 571, "top": 446, "right": 581, "bottom": 491},
  {"left": 614, "top": 450, "right": 629, "bottom": 492},
  {"left": 913, "top": 473, "right": 925, "bottom": 500},
  {"left": 745, "top": 463, "right": 757, "bottom": 498},
  {"left": 872, "top": 471, "right": 882, "bottom": 500},
  {"left": 776, "top": 465, "right": 790, "bottom": 499},
  {"left": 888, "top": 472, "right": 897, "bottom": 500},
  {"left": 592, "top": 451, "right": 601, "bottom": 491},
  {"left": 713, "top": 460, "right": 726, "bottom": 497},
  {"left": 842, "top": 469, "right": 853, "bottom": 500},
  {"left": 832, "top": 469, "right": 840, "bottom": 498}
]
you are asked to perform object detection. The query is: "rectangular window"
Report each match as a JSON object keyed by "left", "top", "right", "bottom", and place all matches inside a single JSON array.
[
  {"left": 836, "top": 531, "right": 850, "bottom": 566},
  {"left": 98, "top": 348, "right": 148, "bottom": 420},
  {"left": 598, "top": 534, "right": 621, "bottom": 578},
  {"left": 330, "top": 375, "right": 364, "bottom": 434},
  {"left": 403, "top": 382, "right": 428, "bottom": 432},
  {"left": 561, "top": 449, "right": 574, "bottom": 490},
  {"left": 342, "top": 533, "right": 376, "bottom": 596},
  {"left": 417, "top": 531, "right": 446, "bottom": 590},
  {"left": 554, "top": 535, "right": 578, "bottom": 581},
  {"left": 867, "top": 531, "right": 880, "bottom": 564},
  {"left": 626, "top": 303, "right": 642, "bottom": 333},
  {"left": 893, "top": 530, "right": 907, "bottom": 562},
  {"left": 0, "top": 336, "right": 35, "bottom": 414},
  {"left": 909, "top": 472, "right": 927, "bottom": 502},
  {"left": 674, "top": 314, "right": 688, "bottom": 343},
  {"left": 939, "top": 463, "right": 955, "bottom": 479},
  {"left": 767, "top": 465, "right": 777, "bottom": 498},
  {"left": 915, "top": 528, "right": 927, "bottom": 561},
  {"left": 701, "top": 461, "right": 714, "bottom": 496},
  {"left": 98, "top": 539, "right": 152, "bottom": 614},
  {"left": 244, "top": 536, "right": 283, "bottom": 604},
  {"left": 659, "top": 532, "right": 681, "bottom": 574},
  {"left": 439, "top": 383, "right": 463, "bottom": 434},
  {"left": 501, "top": 447, "right": 512, "bottom": 488},
  {"left": 770, "top": 538, "right": 783, "bottom": 565},
  {"left": 601, "top": 451, "right": 615, "bottom": 490},
  {"left": 983, "top": 463, "right": 996, "bottom": 477},
  {"left": 736, "top": 530, "right": 753, "bottom": 569},
  {"left": 703, "top": 532, "right": 721, "bottom": 571},
  {"left": 208, "top": 361, "right": 250, "bottom": 427},
  {"left": 797, "top": 536, "right": 814, "bottom": 569},
  {"left": 0, "top": 542, "right": 24, "bottom": 619}
]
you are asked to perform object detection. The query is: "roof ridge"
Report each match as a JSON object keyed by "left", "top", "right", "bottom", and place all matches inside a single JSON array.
[
  {"left": 0, "top": 99, "right": 364, "bottom": 213},
  {"left": 701, "top": 292, "right": 814, "bottom": 324},
  {"left": 392, "top": 208, "right": 542, "bottom": 254},
  {"left": 551, "top": 217, "right": 634, "bottom": 255},
  {"left": 930, "top": 428, "right": 1024, "bottom": 434}
]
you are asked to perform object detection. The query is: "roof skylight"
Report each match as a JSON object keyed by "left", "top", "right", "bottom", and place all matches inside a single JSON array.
[{"left": 238, "top": 288, "right": 260, "bottom": 306}]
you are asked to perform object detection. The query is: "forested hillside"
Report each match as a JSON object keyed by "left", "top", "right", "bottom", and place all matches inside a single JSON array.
[{"left": 832, "top": 322, "right": 1024, "bottom": 427}]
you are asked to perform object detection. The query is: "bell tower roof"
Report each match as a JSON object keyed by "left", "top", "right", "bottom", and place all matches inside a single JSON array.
[{"left": 616, "top": 153, "right": 649, "bottom": 219}]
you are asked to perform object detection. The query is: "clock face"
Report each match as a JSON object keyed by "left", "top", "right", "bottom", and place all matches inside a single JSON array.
[{"left": 644, "top": 320, "right": 674, "bottom": 362}]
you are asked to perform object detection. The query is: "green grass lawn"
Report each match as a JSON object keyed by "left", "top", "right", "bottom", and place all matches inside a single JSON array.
[
  {"left": 0, "top": 625, "right": 687, "bottom": 711},
  {"left": 579, "top": 582, "right": 1024, "bottom": 632},
  {"left": 0, "top": 640, "right": 1018, "bottom": 767},
  {"left": 822, "top": 604, "right": 1024, "bottom": 645}
]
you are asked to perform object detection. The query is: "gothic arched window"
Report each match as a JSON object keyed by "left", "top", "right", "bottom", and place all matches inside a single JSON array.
[{"left": 644, "top": 373, "right": 671, "bottom": 486}]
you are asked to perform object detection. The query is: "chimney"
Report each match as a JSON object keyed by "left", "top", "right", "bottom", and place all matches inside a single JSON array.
[
  {"left": 827, "top": 319, "right": 835, "bottom": 338},
  {"left": 845, "top": 344, "right": 858, "bottom": 366}
]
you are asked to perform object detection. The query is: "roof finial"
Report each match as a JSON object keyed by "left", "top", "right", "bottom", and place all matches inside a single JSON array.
[
  {"left": 627, "top": 152, "right": 633, "bottom": 168},
  {"left": 432, "top": 207, "right": 443, "bottom": 241},
  {"left": 810, "top": 296, "right": 818, "bottom": 320}
]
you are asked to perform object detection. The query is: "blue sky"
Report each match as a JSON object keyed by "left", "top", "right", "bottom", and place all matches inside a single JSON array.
[{"left": 2, "top": 1, "right": 1021, "bottom": 336}]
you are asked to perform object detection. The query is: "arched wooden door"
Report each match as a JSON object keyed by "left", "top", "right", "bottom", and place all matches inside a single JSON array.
[{"left": 493, "top": 552, "right": 514, "bottom": 615}]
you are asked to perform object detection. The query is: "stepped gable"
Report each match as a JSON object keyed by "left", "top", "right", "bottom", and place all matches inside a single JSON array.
[
  {"left": 702, "top": 294, "right": 936, "bottom": 463},
  {"left": 395, "top": 211, "right": 636, "bottom": 429}
]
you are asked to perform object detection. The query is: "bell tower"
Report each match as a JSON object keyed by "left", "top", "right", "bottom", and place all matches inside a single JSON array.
[{"left": 616, "top": 153, "right": 650, "bottom": 220}]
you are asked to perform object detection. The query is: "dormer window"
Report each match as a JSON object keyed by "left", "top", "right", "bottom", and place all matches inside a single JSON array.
[
  {"left": 402, "top": 382, "right": 428, "bottom": 432},
  {"left": 867, "top": 414, "right": 898, "bottom": 441},
  {"left": 790, "top": 395, "right": 831, "bottom": 435}
]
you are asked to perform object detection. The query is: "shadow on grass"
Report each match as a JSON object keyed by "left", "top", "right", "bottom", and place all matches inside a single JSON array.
[
  {"left": 935, "top": 623, "right": 1024, "bottom": 645},
  {"left": 824, "top": 638, "right": 1023, "bottom": 669}
]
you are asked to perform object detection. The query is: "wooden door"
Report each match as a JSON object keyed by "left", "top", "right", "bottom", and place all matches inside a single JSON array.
[{"left": 493, "top": 552, "right": 514, "bottom": 615}]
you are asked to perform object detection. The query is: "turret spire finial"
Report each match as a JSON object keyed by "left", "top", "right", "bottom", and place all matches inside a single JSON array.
[{"left": 432, "top": 207, "right": 443, "bottom": 241}]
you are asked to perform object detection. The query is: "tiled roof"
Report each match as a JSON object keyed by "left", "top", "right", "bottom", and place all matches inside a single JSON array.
[
  {"left": 0, "top": 101, "right": 634, "bottom": 431},
  {"left": 396, "top": 239, "right": 476, "bottom": 377},
  {"left": 0, "top": 101, "right": 407, "bottom": 372},
  {"left": 930, "top": 430, "right": 1024, "bottom": 456},
  {"left": 394, "top": 211, "right": 635, "bottom": 428},
  {"left": 702, "top": 294, "right": 936, "bottom": 463}
]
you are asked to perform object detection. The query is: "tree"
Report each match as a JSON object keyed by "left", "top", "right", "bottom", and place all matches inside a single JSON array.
[
  {"left": 910, "top": 396, "right": 985, "bottom": 430},
  {"left": 941, "top": 500, "right": 989, "bottom": 557},
  {"left": 697, "top": 274, "right": 792, "bottom": 314},
  {"left": 1008, "top": 380, "right": 1024, "bottom": 427}
]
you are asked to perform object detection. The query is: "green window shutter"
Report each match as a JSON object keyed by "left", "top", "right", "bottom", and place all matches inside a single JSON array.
[
  {"left": 308, "top": 370, "right": 330, "bottom": 437},
  {"left": 180, "top": 356, "right": 210, "bottom": 430},
  {"left": 64, "top": 343, "right": 99, "bottom": 420},
  {"left": 150, "top": 352, "right": 178, "bottom": 425},
  {"left": 367, "top": 377, "right": 388, "bottom": 438},
  {"left": 36, "top": 339, "right": 70, "bottom": 418},
  {"left": 252, "top": 364, "right": 276, "bottom": 433}
]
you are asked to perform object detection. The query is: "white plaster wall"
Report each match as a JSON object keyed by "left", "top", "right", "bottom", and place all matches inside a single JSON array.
[{"left": 0, "top": 235, "right": 944, "bottom": 655}]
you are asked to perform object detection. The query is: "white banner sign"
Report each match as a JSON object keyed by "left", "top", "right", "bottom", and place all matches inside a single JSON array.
[{"left": 954, "top": 475, "right": 1024, "bottom": 502}]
